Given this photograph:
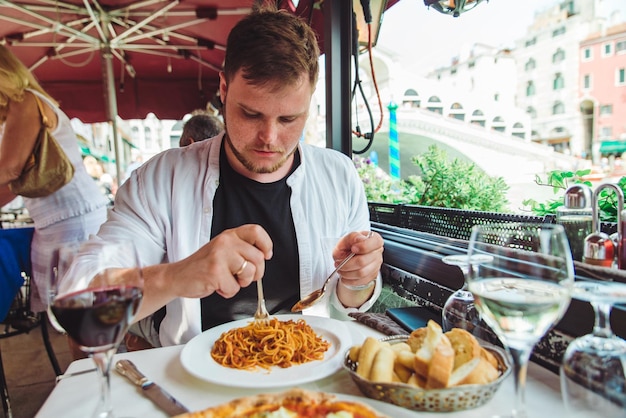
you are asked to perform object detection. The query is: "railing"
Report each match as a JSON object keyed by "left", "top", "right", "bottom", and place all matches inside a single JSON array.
[{"left": 369, "top": 202, "right": 617, "bottom": 238}]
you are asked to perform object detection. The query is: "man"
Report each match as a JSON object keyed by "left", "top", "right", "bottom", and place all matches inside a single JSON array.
[
  {"left": 77, "top": 6, "right": 384, "bottom": 347},
  {"left": 179, "top": 110, "right": 224, "bottom": 147}
]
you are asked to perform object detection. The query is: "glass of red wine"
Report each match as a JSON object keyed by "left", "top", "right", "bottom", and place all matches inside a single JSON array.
[{"left": 49, "top": 240, "right": 143, "bottom": 418}]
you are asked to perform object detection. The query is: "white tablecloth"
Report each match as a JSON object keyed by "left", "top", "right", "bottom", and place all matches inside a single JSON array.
[{"left": 36, "top": 321, "right": 567, "bottom": 417}]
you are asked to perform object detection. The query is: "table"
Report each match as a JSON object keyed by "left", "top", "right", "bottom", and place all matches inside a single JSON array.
[{"left": 36, "top": 321, "right": 567, "bottom": 417}]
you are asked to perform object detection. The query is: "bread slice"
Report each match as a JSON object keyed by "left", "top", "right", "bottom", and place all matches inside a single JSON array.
[
  {"left": 413, "top": 320, "right": 445, "bottom": 377},
  {"left": 424, "top": 339, "right": 455, "bottom": 389},
  {"left": 407, "top": 372, "right": 426, "bottom": 388},
  {"left": 448, "top": 357, "right": 499, "bottom": 386},
  {"left": 480, "top": 346, "right": 499, "bottom": 369},
  {"left": 406, "top": 327, "right": 427, "bottom": 353},
  {"left": 395, "top": 350, "right": 417, "bottom": 370},
  {"left": 369, "top": 346, "right": 395, "bottom": 383},
  {"left": 356, "top": 337, "right": 381, "bottom": 379},
  {"left": 445, "top": 328, "right": 482, "bottom": 369}
]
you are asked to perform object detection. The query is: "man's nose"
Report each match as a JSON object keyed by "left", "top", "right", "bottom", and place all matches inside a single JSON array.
[{"left": 257, "top": 120, "right": 279, "bottom": 143}]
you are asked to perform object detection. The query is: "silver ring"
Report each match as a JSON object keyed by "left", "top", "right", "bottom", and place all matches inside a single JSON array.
[{"left": 234, "top": 259, "right": 248, "bottom": 276}]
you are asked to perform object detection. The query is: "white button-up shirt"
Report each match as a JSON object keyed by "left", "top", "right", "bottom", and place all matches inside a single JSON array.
[{"left": 92, "top": 133, "right": 381, "bottom": 346}]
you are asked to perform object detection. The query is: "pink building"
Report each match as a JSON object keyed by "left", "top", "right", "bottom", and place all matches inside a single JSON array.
[{"left": 579, "top": 23, "right": 626, "bottom": 156}]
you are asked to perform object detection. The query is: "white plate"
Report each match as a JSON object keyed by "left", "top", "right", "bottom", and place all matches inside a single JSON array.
[{"left": 180, "top": 314, "right": 352, "bottom": 388}]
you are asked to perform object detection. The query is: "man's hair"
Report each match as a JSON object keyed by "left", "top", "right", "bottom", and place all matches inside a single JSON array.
[
  {"left": 179, "top": 111, "right": 224, "bottom": 147},
  {"left": 223, "top": 6, "right": 319, "bottom": 89}
]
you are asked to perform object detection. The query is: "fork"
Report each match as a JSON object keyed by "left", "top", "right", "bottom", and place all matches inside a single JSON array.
[{"left": 254, "top": 278, "right": 270, "bottom": 324}]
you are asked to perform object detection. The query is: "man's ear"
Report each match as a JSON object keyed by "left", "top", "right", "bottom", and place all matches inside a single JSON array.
[
  {"left": 219, "top": 71, "right": 227, "bottom": 103},
  {"left": 189, "top": 138, "right": 195, "bottom": 144}
]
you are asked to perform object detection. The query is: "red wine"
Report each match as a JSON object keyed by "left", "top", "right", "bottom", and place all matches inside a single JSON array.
[{"left": 51, "top": 286, "right": 142, "bottom": 351}]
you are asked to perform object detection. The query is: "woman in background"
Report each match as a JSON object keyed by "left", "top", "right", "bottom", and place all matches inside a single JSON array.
[{"left": 0, "top": 44, "right": 108, "bottom": 316}]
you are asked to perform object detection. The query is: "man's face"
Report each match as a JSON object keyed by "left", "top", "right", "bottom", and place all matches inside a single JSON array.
[{"left": 219, "top": 70, "right": 313, "bottom": 182}]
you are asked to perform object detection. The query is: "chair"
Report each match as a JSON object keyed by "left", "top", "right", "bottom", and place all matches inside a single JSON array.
[{"left": 0, "top": 227, "right": 61, "bottom": 418}]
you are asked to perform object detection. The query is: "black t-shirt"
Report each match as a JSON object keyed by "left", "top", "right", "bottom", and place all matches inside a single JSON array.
[{"left": 200, "top": 143, "right": 300, "bottom": 330}]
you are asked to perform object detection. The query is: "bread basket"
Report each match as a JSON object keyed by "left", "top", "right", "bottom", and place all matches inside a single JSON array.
[{"left": 343, "top": 335, "right": 511, "bottom": 412}]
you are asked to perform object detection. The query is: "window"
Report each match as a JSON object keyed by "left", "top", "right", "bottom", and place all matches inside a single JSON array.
[
  {"left": 552, "top": 48, "right": 565, "bottom": 63},
  {"left": 525, "top": 37, "right": 536, "bottom": 47},
  {"left": 526, "top": 106, "right": 537, "bottom": 119},
  {"left": 131, "top": 126, "right": 139, "bottom": 141},
  {"left": 600, "top": 126, "right": 613, "bottom": 139},
  {"left": 470, "top": 110, "right": 485, "bottom": 126},
  {"left": 449, "top": 102, "right": 464, "bottom": 121},
  {"left": 144, "top": 127, "right": 152, "bottom": 149},
  {"left": 427, "top": 96, "right": 443, "bottom": 114},
  {"left": 602, "top": 42, "right": 613, "bottom": 57},
  {"left": 553, "top": 73, "right": 565, "bottom": 90},
  {"left": 582, "top": 47, "right": 592, "bottom": 61},
  {"left": 512, "top": 122, "right": 526, "bottom": 139},
  {"left": 618, "top": 68, "right": 626, "bottom": 86},
  {"left": 492, "top": 116, "right": 505, "bottom": 133},
  {"left": 617, "top": 41, "right": 626, "bottom": 54},
  {"left": 553, "top": 101, "right": 565, "bottom": 115},
  {"left": 583, "top": 74, "right": 591, "bottom": 90},
  {"left": 552, "top": 27, "right": 566, "bottom": 37},
  {"left": 402, "top": 89, "right": 420, "bottom": 108},
  {"left": 560, "top": 1, "right": 574, "bottom": 14},
  {"left": 526, "top": 81, "right": 535, "bottom": 96},
  {"left": 600, "top": 104, "right": 613, "bottom": 115},
  {"left": 525, "top": 58, "right": 536, "bottom": 71}
]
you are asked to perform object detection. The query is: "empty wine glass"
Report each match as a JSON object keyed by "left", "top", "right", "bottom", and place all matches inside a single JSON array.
[
  {"left": 441, "top": 254, "right": 493, "bottom": 340},
  {"left": 49, "top": 240, "right": 143, "bottom": 418},
  {"left": 560, "top": 281, "right": 626, "bottom": 417},
  {"left": 466, "top": 223, "right": 574, "bottom": 418}
]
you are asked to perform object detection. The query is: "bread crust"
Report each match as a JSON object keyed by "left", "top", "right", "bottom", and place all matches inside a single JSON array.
[{"left": 406, "top": 327, "right": 427, "bottom": 352}]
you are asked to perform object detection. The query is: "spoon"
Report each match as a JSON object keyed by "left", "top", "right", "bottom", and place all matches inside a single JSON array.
[{"left": 291, "top": 231, "right": 373, "bottom": 312}]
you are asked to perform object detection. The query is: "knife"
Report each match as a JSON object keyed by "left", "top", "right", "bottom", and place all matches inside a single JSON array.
[{"left": 115, "top": 359, "right": 189, "bottom": 416}]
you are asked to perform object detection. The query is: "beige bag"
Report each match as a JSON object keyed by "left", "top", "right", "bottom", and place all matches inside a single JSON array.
[{"left": 8, "top": 95, "right": 75, "bottom": 198}]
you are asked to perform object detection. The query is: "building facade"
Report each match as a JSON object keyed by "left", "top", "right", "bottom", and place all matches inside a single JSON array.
[
  {"left": 513, "top": 0, "right": 622, "bottom": 160},
  {"left": 579, "top": 22, "right": 626, "bottom": 158}
]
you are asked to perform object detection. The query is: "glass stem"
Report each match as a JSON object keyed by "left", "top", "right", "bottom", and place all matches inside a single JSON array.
[
  {"left": 509, "top": 346, "right": 532, "bottom": 418},
  {"left": 90, "top": 347, "right": 117, "bottom": 418},
  {"left": 591, "top": 301, "right": 613, "bottom": 338}
]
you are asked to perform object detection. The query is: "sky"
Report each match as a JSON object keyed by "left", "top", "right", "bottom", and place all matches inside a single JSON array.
[{"left": 374, "top": 0, "right": 626, "bottom": 73}]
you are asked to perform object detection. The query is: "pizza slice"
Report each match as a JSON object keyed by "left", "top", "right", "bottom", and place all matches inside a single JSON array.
[{"left": 175, "top": 388, "right": 388, "bottom": 418}]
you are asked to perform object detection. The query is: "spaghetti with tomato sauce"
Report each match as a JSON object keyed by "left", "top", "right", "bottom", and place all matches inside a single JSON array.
[{"left": 210, "top": 317, "right": 331, "bottom": 371}]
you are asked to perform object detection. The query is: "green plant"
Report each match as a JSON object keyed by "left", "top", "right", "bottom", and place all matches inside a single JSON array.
[
  {"left": 523, "top": 169, "right": 626, "bottom": 222},
  {"left": 354, "top": 145, "right": 510, "bottom": 212},
  {"left": 522, "top": 169, "right": 592, "bottom": 217}
]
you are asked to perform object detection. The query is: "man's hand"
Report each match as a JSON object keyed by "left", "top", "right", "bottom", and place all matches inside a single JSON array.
[
  {"left": 168, "top": 224, "right": 273, "bottom": 299},
  {"left": 333, "top": 231, "right": 384, "bottom": 308},
  {"left": 135, "top": 224, "right": 273, "bottom": 321}
]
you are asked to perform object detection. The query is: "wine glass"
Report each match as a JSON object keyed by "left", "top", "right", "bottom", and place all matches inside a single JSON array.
[
  {"left": 560, "top": 281, "right": 626, "bottom": 417},
  {"left": 441, "top": 254, "right": 494, "bottom": 341},
  {"left": 49, "top": 240, "right": 143, "bottom": 418},
  {"left": 466, "top": 223, "right": 574, "bottom": 418}
]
